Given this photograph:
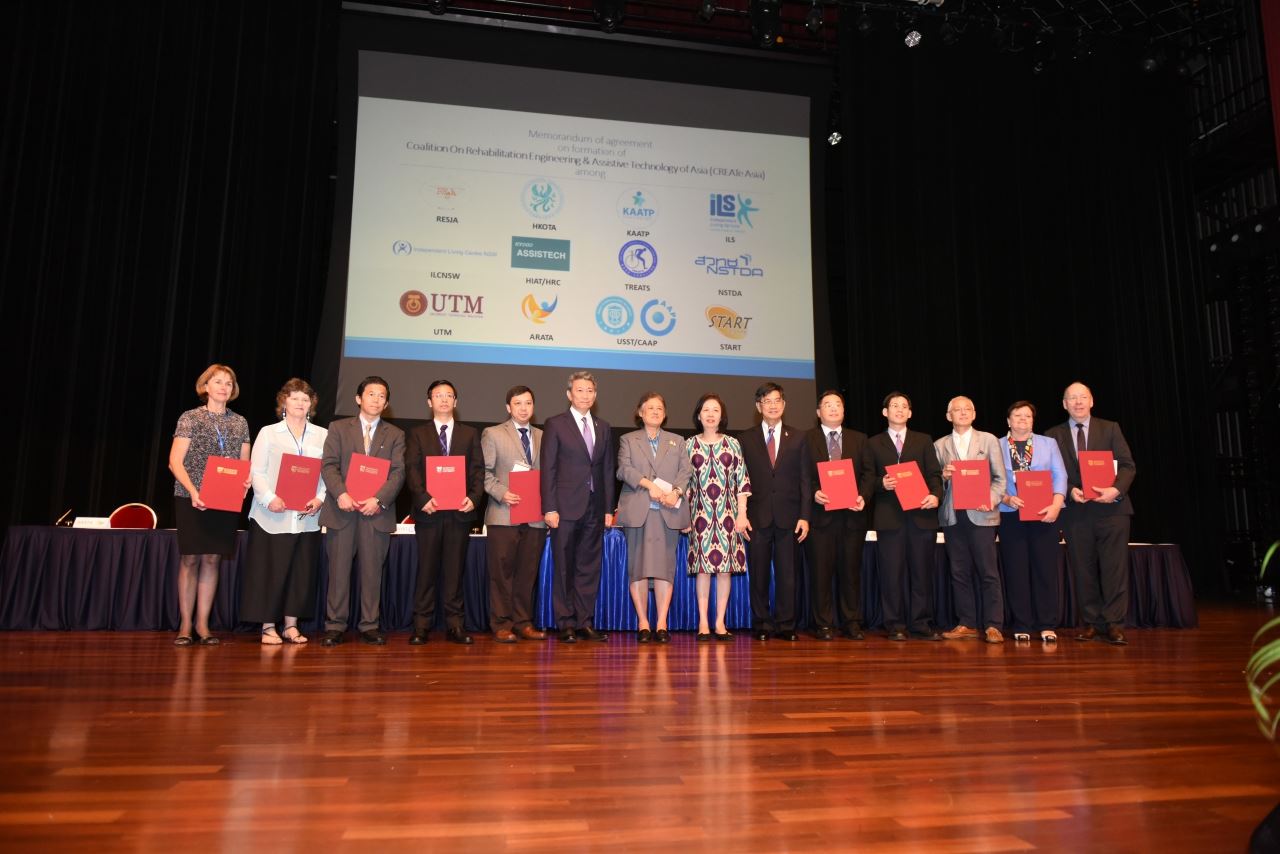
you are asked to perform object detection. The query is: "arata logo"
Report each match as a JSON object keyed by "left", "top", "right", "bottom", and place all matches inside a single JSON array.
[
  {"left": 640, "top": 299, "right": 677, "bottom": 336},
  {"left": 619, "top": 240, "right": 658, "bottom": 278},
  {"left": 695, "top": 254, "right": 764, "bottom": 277},
  {"left": 521, "top": 294, "right": 558, "bottom": 324},
  {"left": 708, "top": 193, "right": 760, "bottom": 231},
  {"left": 392, "top": 240, "right": 413, "bottom": 256},
  {"left": 596, "top": 296, "right": 634, "bottom": 335},
  {"left": 522, "top": 178, "right": 563, "bottom": 219},
  {"left": 705, "top": 305, "right": 751, "bottom": 340},
  {"left": 617, "top": 188, "right": 658, "bottom": 223},
  {"left": 400, "top": 290, "right": 428, "bottom": 316}
]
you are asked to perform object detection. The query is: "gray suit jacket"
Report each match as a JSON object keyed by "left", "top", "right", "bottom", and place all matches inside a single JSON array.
[
  {"left": 319, "top": 416, "right": 406, "bottom": 533},
  {"left": 482, "top": 421, "right": 545, "bottom": 528},
  {"left": 933, "top": 429, "right": 1007, "bottom": 527},
  {"left": 615, "top": 428, "right": 693, "bottom": 530}
]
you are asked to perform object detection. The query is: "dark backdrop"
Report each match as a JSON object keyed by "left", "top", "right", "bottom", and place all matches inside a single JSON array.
[{"left": 0, "top": 1, "right": 1223, "bottom": 592}]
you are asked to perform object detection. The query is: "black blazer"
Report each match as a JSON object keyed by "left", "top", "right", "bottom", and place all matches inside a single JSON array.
[
  {"left": 862, "top": 429, "right": 944, "bottom": 531},
  {"left": 404, "top": 421, "right": 485, "bottom": 524},
  {"left": 1045, "top": 416, "right": 1136, "bottom": 518},
  {"left": 805, "top": 425, "right": 872, "bottom": 530},
  {"left": 540, "top": 409, "right": 616, "bottom": 521},
  {"left": 739, "top": 421, "right": 813, "bottom": 530}
]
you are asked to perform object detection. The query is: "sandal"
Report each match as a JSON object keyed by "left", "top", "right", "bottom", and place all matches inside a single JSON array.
[
  {"left": 282, "top": 625, "right": 308, "bottom": 644},
  {"left": 173, "top": 635, "right": 193, "bottom": 647},
  {"left": 261, "top": 626, "right": 283, "bottom": 645},
  {"left": 196, "top": 634, "right": 220, "bottom": 646}
]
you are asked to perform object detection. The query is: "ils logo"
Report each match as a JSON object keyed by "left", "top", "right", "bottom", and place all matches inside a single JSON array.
[
  {"left": 522, "top": 178, "right": 563, "bottom": 219},
  {"left": 706, "top": 305, "right": 751, "bottom": 340},
  {"left": 617, "top": 187, "right": 658, "bottom": 223},
  {"left": 596, "top": 296, "right": 634, "bottom": 335},
  {"left": 521, "top": 294, "right": 558, "bottom": 324},
  {"left": 392, "top": 240, "right": 413, "bottom": 256},
  {"left": 619, "top": 240, "right": 658, "bottom": 278},
  {"left": 400, "top": 290, "right": 428, "bottom": 317},
  {"left": 640, "top": 299, "right": 677, "bottom": 336},
  {"left": 708, "top": 193, "right": 760, "bottom": 231}
]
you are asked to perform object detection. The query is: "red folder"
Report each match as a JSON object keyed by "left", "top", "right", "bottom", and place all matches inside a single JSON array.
[
  {"left": 508, "top": 469, "right": 543, "bottom": 525},
  {"left": 817, "top": 459, "right": 859, "bottom": 511},
  {"left": 886, "top": 461, "right": 929, "bottom": 511},
  {"left": 346, "top": 453, "right": 389, "bottom": 503},
  {"left": 952, "top": 460, "right": 991, "bottom": 511},
  {"left": 199, "top": 456, "right": 248, "bottom": 512},
  {"left": 1015, "top": 470, "right": 1054, "bottom": 522},
  {"left": 274, "top": 453, "right": 321, "bottom": 511},
  {"left": 1078, "top": 450, "right": 1116, "bottom": 498},
  {"left": 426, "top": 455, "right": 466, "bottom": 510}
]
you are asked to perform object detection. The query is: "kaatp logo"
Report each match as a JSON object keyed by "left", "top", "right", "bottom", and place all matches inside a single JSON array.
[
  {"left": 706, "top": 305, "right": 751, "bottom": 340},
  {"left": 596, "top": 296, "right": 634, "bottom": 335},
  {"left": 521, "top": 294, "right": 558, "bottom": 324},
  {"left": 617, "top": 188, "right": 658, "bottom": 223},
  {"left": 640, "top": 299, "right": 677, "bottom": 336},
  {"left": 619, "top": 240, "right": 658, "bottom": 278},
  {"left": 708, "top": 193, "right": 760, "bottom": 230},
  {"left": 522, "top": 178, "right": 563, "bottom": 219}
]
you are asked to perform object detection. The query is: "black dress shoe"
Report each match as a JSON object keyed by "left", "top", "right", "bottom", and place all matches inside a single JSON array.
[
  {"left": 319, "top": 630, "right": 344, "bottom": 647},
  {"left": 1105, "top": 625, "right": 1128, "bottom": 646},
  {"left": 774, "top": 630, "right": 799, "bottom": 642},
  {"left": 814, "top": 627, "right": 834, "bottom": 641},
  {"left": 408, "top": 630, "right": 429, "bottom": 645},
  {"left": 914, "top": 631, "right": 944, "bottom": 642},
  {"left": 754, "top": 630, "right": 770, "bottom": 641},
  {"left": 655, "top": 629, "right": 670, "bottom": 644},
  {"left": 576, "top": 626, "right": 609, "bottom": 642},
  {"left": 888, "top": 630, "right": 908, "bottom": 642},
  {"left": 446, "top": 627, "right": 474, "bottom": 645},
  {"left": 842, "top": 626, "right": 866, "bottom": 640},
  {"left": 359, "top": 629, "right": 386, "bottom": 646},
  {"left": 558, "top": 628, "right": 578, "bottom": 643},
  {"left": 637, "top": 628, "right": 652, "bottom": 643},
  {"left": 1075, "top": 627, "right": 1099, "bottom": 642},
  {"left": 696, "top": 632, "right": 712, "bottom": 642},
  {"left": 714, "top": 630, "right": 734, "bottom": 642}
]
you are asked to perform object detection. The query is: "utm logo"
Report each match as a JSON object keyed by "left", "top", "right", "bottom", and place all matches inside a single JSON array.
[{"left": 400, "top": 290, "right": 427, "bottom": 317}]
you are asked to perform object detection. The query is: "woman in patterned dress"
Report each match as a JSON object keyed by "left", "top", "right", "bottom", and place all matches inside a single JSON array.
[
  {"left": 167, "top": 364, "right": 251, "bottom": 646},
  {"left": 684, "top": 393, "right": 751, "bottom": 641}
]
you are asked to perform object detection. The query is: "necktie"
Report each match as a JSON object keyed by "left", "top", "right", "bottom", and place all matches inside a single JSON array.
[
  {"left": 1075, "top": 422, "right": 1086, "bottom": 454},
  {"left": 827, "top": 430, "right": 840, "bottom": 461},
  {"left": 893, "top": 432, "right": 903, "bottom": 458},
  {"left": 363, "top": 423, "right": 372, "bottom": 454},
  {"left": 439, "top": 423, "right": 449, "bottom": 456},
  {"left": 767, "top": 426, "right": 777, "bottom": 467},
  {"left": 519, "top": 427, "right": 531, "bottom": 464},
  {"left": 582, "top": 416, "right": 595, "bottom": 490}
]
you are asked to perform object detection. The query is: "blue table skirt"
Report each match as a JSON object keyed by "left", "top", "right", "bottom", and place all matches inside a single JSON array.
[{"left": 0, "top": 526, "right": 1197, "bottom": 633}]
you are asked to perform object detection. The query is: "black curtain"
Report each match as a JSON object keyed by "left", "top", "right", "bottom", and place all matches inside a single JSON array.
[{"left": 0, "top": 1, "right": 339, "bottom": 530}]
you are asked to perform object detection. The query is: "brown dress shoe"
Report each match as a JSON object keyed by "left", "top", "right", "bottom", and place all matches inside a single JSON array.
[
  {"left": 493, "top": 629, "right": 517, "bottom": 644},
  {"left": 942, "top": 625, "right": 979, "bottom": 640},
  {"left": 1105, "top": 625, "right": 1128, "bottom": 645},
  {"left": 517, "top": 626, "right": 547, "bottom": 640},
  {"left": 984, "top": 627, "right": 1005, "bottom": 644},
  {"left": 1075, "top": 627, "right": 1099, "bottom": 642}
]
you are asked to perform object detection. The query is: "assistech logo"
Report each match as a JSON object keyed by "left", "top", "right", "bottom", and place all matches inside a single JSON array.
[
  {"left": 511, "top": 237, "right": 571, "bottom": 272},
  {"left": 706, "top": 305, "right": 751, "bottom": 340}
]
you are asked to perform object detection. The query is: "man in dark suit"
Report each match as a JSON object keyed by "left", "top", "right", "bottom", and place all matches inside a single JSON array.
[
  {"left": 805, "top": 390, "right": 873, "bottom": 640},
  {"left": 740, "top": 382, "right": 812, "bottom": 642},
  {"left": 1046, "top": 381, "right": 1137, "bottom": 645},
  {"left": 862, "top": 391, "right": 944, "bottom": 641},
  {"left": 319, "top": 376, "right": 406, "bottom": 647},
  {"left": 540, "top": 370, "right": 616, "bottom": 643},
  {"left": 404, "top": 379, "right": 485, "bottom": 646}
]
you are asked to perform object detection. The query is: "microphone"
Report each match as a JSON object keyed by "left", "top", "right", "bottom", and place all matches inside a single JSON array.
[{"left": 54, "top": 508, "right": 74, "bottom": 527}]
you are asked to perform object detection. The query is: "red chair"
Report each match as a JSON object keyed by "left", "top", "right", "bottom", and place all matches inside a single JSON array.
[{"left": 109, "top": 503, "right": 157, "bottom": 529}]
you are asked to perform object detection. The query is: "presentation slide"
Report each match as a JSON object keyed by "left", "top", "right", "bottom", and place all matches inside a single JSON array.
[{"left": 336, "top": 51, "right": 816, "bottom": 425}]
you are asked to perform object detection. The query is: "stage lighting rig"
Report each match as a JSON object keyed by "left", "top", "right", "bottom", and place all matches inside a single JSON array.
[
  {"left": 750, "top": 0, "right": 782, "bottom": 47},
  {"left": 593, "top": 0, "right": 625, "bottom": 33}
]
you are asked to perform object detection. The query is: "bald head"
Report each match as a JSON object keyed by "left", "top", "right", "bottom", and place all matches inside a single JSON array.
[
  {"left": 946, "top": 396, "right": 976, "bottom": 431},
  {"left": 1063, "top": 382, "right": 1093, "bottom": 421}
]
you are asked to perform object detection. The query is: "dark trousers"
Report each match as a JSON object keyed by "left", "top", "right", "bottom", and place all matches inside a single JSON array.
[
  {"left": 804, "top": 520, "right": 866, "bottom": 630},
  {"left": 549, "top": 490, "right": 604, "bottom": 630},
  {"left": 239, "top": 520, "right": 319, "bottom": 624},
  {"left": 876, "top": 519, "right": 936, "bottom": 635},
  {"left": 998, "top": 511, "right": 1062, "bottom": 633},
  {"left": 748, "top": 525, "right": 799, "bottom": 632},
  {"left": 412, "top": 516, "right": 470, "bottom": 631},
  {"left": 942, "top": 513, "right": 1003, "bottom": 630},
  {"left": 1061, "top": 510, "right": 1131, "bottom": 629},
  {"left": 324, "top": 520, "right": 390, "bottom": 633},
  {"left": 487, "top": 524, "right": 547, "bottom": 633}
]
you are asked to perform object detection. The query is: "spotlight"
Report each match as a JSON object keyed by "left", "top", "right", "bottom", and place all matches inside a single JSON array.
[
  {"left": 750, "top": 0, "right": 781, "bottom": 47},
  {"left": 828, "top": 131, "right": 842, "bottom": 145},
  {"left": 1177, "top": 53, "right": 1209, "bottom": 79},
  {"left": 856, "top": 9, "right": 874, "bottom": 34},
  {"left": 428, "top": 0, "right": 447, "bottom": 12},
  {"left": 697, "top": 0, "right": 715, "bottom": 22},
  {"left": 904, "top": 28, "right": 922, "bottom": 47},
  {"left": 593, "top": 0, "right": 624, "bottom": 32},
  {"left": 806, "top": 1, "right": 823, "bottom": 36},
  {"left": 1140, "top": 45, "right": 1163, "bottom": 73}
]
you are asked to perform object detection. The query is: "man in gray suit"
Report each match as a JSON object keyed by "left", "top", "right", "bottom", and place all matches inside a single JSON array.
[
  {"left": 935, "top": 396, "right": 1008, "bottom": 644},
  {"left": 318, "top": 376, "right": 405, "bottom": 646},
  {"left": 1046, "top": 382, "right": 1137, "bottom": 645},
  {"left": 481, "top": 385, "right": 548, "bottom": 643}
]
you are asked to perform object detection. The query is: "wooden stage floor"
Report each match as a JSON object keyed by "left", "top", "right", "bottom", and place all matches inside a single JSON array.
[{"left": 0, "top": 605, "right": 1276, "bottom": 852}]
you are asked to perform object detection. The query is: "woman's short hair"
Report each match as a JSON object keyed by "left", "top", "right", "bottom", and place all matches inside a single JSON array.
[
  {"left": 634, "top": 391, "right": 666, "bottom": 427},
  {"left": 1007, "top": 400, "right": 1037, "bottom": 418},
  {"left": 196, "top": 364, "right": 239, "bottom": 402},
  {"left": 276, "top": 378, "right": 318, "bottom": 418}
]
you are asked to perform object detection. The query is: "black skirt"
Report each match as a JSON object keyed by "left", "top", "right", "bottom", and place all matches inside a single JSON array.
[
  {"left": 239, "top": 519, "right": 320, "bottom": 623},
  {"left": 174, "top": 496, "right": 240, "bottom": 557}
]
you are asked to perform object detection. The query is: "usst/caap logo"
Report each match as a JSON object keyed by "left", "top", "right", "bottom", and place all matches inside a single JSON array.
[
  {"left": 708, "top": 193, "right": 760, "bottom": 231},
  {"left": 619, "top": 240, "right": 658, "bottom": 278},
  {"left": 640, "top": 300, "right": 677, "bottom": 336},
  {"left": 521, "top": 294, "right": 558, "bottom": 324},
  {"left": 596, "top": 296, "right": 634, "bottom": 335},
  {"left": 522, "top": 178, "right": 564, "bottom": 219},
  {"left": 617, "top": 188, "right": 658, "bottom": 223},
  {"left": 705, "top": 305, "right": 751, "bottom": 340}
]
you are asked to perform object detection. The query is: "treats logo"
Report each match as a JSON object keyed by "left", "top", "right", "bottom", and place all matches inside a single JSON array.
[{"left": 619, "top": 240, "right": 658, "bottom": 278}]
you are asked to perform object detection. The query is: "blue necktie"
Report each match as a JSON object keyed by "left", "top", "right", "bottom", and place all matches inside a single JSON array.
[
  {"left": 519, "top": 427, "right": 531, "bottom": 464},
  {"left": 439, "top": 423, "right": 449, "bottom": 456}
]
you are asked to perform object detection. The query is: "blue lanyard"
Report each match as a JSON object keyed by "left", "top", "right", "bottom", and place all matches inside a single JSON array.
[
  {"left": 206, "top": 408, "right": 227, "bottom": 454},
  {"left": 288, "top": 422, "right": 306, "bottom": 456}
]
